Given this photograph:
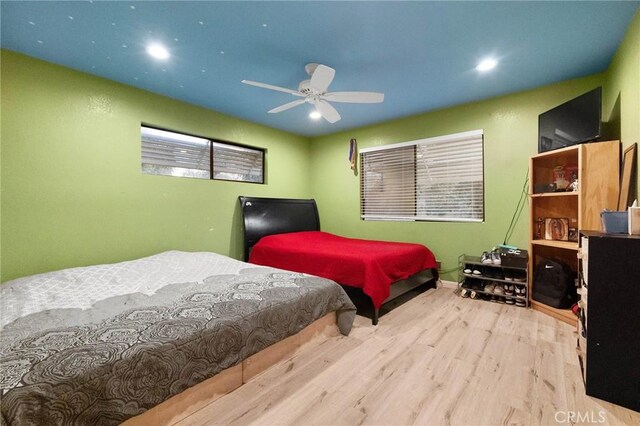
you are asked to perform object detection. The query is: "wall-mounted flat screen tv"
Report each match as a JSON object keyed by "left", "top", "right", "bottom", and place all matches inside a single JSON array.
[{"left": 538, "top": 87, "right": 602, "bottom": 153}]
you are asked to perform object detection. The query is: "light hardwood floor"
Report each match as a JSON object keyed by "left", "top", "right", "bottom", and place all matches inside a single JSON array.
[{"left": 176, "top": 287, "right": 639, "bottom": 426}]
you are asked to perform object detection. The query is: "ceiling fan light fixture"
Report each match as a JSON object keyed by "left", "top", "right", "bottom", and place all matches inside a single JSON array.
[{"left": 242, "top": 63, "right": 384, "bottom": 124}]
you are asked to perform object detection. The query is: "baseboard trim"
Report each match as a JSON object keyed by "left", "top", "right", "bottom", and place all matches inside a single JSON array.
[{"left": 439, "top": 280, "right": 458, "bottom": 289}]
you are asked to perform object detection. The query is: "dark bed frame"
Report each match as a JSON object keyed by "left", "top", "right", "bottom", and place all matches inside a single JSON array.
[{"left": 239, "top": 196, "right": 438, "bottom": 325}]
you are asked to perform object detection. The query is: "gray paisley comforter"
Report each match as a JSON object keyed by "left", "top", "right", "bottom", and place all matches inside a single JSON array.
[{"left": 0, "top": 251, "right": 356, "bottom": 425}]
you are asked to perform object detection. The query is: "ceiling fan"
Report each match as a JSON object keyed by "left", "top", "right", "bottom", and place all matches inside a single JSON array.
[{"left": 241, "top": 63, "right": 384, "bottom": 124}]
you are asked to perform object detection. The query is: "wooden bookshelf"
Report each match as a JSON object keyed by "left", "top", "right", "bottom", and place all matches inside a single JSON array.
[{"left": 528, "top": 141, "right": 620, "bottom": 326}]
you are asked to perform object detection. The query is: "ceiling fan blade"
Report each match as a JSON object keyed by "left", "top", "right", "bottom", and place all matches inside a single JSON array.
[
  {"left": 309, "top": 65, "right": 335, "bottom": 93},
  {"left": 268, "top": 99, "right": 306, "bottom": 113},
  {"left": 315, "top": 99, "right": 341, "bottom": 123},
  {"left": 323, "top": 91, "right": 385, "bottom": 103},
  {"left": 241, "top": 80, "right": 304, "bottom": 97}
]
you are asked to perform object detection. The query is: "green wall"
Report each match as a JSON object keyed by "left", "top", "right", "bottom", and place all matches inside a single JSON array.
[
  {"left": 1, "top": 50, "right": 311, "bottom": 282},
  {"left": 603, "top": 10, "right": 640, "bottom": 195}
]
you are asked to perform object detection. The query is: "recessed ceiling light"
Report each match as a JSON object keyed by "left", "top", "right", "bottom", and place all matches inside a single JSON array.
[
  {"left": 476, "top": 58, "right": 498, "bottom": 72},
  {"left": 146, "top": 43, "right": 170, "bottom": 60},
  {"left": 309, "top": 110, "right": 322, "bottom": 120}
]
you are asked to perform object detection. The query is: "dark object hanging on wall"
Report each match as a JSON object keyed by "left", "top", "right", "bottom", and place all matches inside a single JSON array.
[
  {"left": 538, "top": 87, "right": 602, "bottom": 153},
  {"left": 349, "top": 138, "right": 358, "bottom": 174}
]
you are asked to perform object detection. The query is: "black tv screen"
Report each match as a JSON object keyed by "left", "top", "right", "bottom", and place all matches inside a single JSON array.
[{"left": 538, "top": 87, "right": 602, "bottom": 153}]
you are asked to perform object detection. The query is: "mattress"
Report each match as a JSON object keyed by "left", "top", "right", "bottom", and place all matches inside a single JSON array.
[
  {"left": 249, "top": 231, "right": 437, "bottom": 308},
  {"left": 0, "top": 251, "right": 356, "bottom": 425}
]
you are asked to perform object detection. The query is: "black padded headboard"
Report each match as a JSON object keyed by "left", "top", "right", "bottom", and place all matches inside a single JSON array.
[{"left": 239, "top": 196, "right": 320, "bottom": 261}]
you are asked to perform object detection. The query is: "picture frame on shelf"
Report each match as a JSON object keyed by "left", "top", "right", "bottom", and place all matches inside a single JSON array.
[
  {"left": 545, "top": 217, "right": 569, "bottom": 241},
  {"left": 568, "top": 227, "right": 579, "bottom": 242}
]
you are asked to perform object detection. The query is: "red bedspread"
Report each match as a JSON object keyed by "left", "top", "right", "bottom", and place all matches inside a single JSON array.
[{"left": 249, "top": 231, "right": 437, "bottom": 308}]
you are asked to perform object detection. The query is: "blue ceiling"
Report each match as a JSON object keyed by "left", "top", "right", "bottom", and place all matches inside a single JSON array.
[{"left": 2, "top": 1, "right": 638, "bottom": 137}]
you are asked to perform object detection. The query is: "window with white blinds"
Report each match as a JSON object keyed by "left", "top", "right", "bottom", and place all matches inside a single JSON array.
[
  {"left": 212, "top": 142, "right": 264, "bottom": 183},
  {"left": 141, "top": 126, "right": 264, "bottom": 183},
  {"left": 360, "top": 129, "right": 484, "bottom": 222}
]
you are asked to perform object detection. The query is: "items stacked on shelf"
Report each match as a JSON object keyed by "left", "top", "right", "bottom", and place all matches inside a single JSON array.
[
  {"left": 528, "top": 141, "right": 619, "bottom": 325},
  {"left": 457, "top": 254, "right": 529, "bottom": 308}
]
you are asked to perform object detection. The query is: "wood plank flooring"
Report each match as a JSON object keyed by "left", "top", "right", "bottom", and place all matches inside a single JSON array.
[{"left": 176, "top": 287, "right": 639, "bottom": 426}]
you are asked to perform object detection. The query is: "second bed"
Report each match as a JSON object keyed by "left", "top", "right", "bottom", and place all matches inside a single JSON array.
[{"left": 240, "top": 196, "right": 438, "bottom": 324}]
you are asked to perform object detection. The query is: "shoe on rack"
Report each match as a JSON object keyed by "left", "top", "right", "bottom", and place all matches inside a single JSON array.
[
  {"left": 481, "top": 251, "right": 492, "bottom": 264},
  {"left": 505, "top": 297, "right": 515, "bottom": 305},
  {"left": 494, "top": 284, "right": 505, "bottom": 296},
  {"left": 505, "top": 284, "right": 514, "bottom": 296},
  {"left": 484, "top": 282, "right": 495, "bottom": 294},
  {"left": 472, "top": 269, "right": 482, "bottom": 276},
  {"left": 514, "top": 272, "right": 526, "bottom": 283},
  {"left": 464, "top": 268, "right": 473, "bottom": 274},
  {"left": 491, "top": 250, "right": 501, "bottom": 265},
  {"left": 515, "top": 299, "right": 526, "bottom": 307},
  {"left": 497, "top": 296, "right": 505, "bottom": 304},
  {"left": 516, "top": 284, "right": 527, "bottom": 296},
  {"left": 504, "top": 270, "right": 513, "bottom": 281}
]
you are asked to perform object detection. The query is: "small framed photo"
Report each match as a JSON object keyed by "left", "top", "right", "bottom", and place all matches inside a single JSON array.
[
  {"left": 545, "top": 217, "right": 569, "bottom": 241},
  {"left": 568, "top": 227, "right": 579, "bottom": 242}
]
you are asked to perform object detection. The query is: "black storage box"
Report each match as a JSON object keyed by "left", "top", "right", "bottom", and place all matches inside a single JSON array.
[{"left": 499, "top": 248, "right": 528, "bottom": 268}]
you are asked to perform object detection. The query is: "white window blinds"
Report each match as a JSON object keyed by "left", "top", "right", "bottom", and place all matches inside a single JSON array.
[
  {"left": 360, "top": 129, "right": 484, "bottom": 222},
  {"left": 141, "top": 126, "right": 211, "bottom": 179},
  {"left": 212, "top": 142, "right": 264, "bottom": 183},
  {"left": 141, "top": 126, "right": 264, "bottom": 183}
]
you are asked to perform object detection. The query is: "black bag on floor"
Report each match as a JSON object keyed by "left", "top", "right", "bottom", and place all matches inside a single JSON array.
[{"left": 532, "top": 259, "right": 576, "bottom": 308}]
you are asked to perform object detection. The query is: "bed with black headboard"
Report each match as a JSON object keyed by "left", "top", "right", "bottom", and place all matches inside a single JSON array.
[{"left": 239, "top": 196, "right": 439, "bottom": 324}]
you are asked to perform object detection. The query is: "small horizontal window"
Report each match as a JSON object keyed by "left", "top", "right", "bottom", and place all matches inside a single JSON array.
[{"left": 141, "top": 126, "right": 264, "bottom": 184}]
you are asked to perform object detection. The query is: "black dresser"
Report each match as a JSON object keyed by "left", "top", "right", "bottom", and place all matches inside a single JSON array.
[{"left": 578, "top": 231, "right": 640, "bottom": 412}]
